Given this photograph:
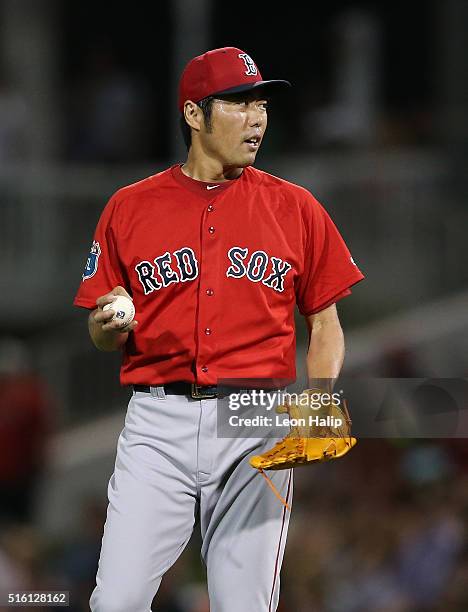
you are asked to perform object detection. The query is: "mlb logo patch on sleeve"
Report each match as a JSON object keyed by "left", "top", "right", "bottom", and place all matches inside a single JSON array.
[{"left": 82, "top": 240, "right": 101, "bottom": 280}]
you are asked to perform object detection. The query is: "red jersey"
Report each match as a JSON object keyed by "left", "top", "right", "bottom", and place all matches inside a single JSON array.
[{"left": 74, "top": 165, "right": 364, "bottom": 386}]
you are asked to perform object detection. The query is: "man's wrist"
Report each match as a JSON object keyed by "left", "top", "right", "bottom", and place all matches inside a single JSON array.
[
  {"left": 88, "top": 310, "right": 128, "bottom": 351},
  {"left": 306, "top": 378, "right": 336, "bottom": 393}
]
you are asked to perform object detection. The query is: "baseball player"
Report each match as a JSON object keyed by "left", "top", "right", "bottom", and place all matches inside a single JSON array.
[{"left": 74, "top": 47, "right": 364, "bottom": 612}]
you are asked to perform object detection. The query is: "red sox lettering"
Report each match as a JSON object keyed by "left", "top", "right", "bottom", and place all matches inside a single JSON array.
[
  {"left": 226, "top": 247, "right": 292, "bottom": 291},
  {"left": 135, "top": 247, "right": 199, "bottom": 294},
  {"left": 135, "top": 245, "right": 293, "bottom": 295}
]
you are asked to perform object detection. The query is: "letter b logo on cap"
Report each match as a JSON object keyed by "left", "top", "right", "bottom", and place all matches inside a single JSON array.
[{"left": 238, "top": 53, "right": 258, "bottom": 76}]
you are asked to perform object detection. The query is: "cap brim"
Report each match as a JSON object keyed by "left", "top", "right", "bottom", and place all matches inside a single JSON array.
[{"left": 211, "top": 79, "right": 291, "bottom": 98}]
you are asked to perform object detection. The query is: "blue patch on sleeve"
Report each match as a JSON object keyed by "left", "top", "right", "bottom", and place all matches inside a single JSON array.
[{"left": 82, "top": 240, "right": 101, "bottom": 280}]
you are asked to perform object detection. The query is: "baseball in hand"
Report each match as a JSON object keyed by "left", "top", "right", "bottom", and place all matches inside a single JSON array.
[{"left": 103, "top": 295, "right": 135, "bottom": 328}]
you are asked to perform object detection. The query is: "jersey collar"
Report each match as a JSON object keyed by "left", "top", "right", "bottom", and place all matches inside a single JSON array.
[{"left": 170, "top": 164, "right": 240, "bottom": 200}]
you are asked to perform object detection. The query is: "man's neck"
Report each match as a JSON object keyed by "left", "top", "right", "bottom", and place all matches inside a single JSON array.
[{"left": 182, "top": 151, "right": 243, "bottom": 183}]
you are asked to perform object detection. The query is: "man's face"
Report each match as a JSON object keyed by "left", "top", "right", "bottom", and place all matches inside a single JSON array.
[{"left": 199, "top": 90, "right": 268, "bottom": 168}]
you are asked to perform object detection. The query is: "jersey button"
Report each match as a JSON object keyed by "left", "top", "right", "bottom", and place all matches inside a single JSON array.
[
  {"left": 201, "top": 365, "right": 208, "bottom": 373},
  {"left": 204, "top": 328, "right": 212, "bottom": 335},
  {"left": 208, "top": 226, "right": 215, "bottom": 234},
  {"left": 207, "top": 204, "right": 214, "bottom": 212},
  {"left": 206, "top": 288, "right": 214, "bottom": 296}
]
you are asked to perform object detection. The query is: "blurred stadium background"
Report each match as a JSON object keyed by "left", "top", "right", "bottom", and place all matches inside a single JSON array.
[{"left": 1, "top": 0, "right": 467, "bottom": 610}]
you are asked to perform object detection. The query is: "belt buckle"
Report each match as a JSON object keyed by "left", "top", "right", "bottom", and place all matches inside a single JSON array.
[{"left": 191, "top": 383, "right": 217, "bottom": 399}]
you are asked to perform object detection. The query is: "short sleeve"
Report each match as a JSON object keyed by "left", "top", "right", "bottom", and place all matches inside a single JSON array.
[
  {"left": 295, "top": 194, "right": 364, "bottom": 316},
  {"left": 73, "top": 196, "right": 127, "bottom": 309}
]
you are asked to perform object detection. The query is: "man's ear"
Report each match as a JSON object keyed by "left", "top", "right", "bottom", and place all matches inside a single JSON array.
[{"left": 184, "top": 101, "right": 202, "bottom": 132}]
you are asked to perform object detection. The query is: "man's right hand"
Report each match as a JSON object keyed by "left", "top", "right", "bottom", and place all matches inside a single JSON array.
[{"left": 89, "top": 286, "right": 138, "bottom": 351}]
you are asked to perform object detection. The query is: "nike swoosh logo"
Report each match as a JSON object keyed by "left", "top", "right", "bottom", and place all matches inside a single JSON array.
[{"left": 206, "top": 184, "right": 220, "bottom": 190}]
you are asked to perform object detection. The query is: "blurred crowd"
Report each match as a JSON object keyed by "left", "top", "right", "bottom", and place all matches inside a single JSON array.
[
  {"left": 281, "top": 440, "right": 468, "bottom": 612},
  {"left": 0, "top": 4, "right": 444, "bottom": 166}
]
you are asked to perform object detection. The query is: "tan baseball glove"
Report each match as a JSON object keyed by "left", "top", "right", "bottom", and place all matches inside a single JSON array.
[{"left": 249, "top": 388, "right": 356, "bottom": 471}]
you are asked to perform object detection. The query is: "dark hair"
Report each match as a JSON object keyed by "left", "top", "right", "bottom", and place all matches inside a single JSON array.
[{"left": 179, "top": 96, "right": 215, "bottom": 151}]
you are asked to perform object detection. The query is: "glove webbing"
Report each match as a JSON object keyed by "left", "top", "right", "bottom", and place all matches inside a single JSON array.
[
  {"left": 253, "top": 398, "right": 353, "bottom": 509},
  {"left": 258, "top": 468, "right": 291, "bottom": 510}
]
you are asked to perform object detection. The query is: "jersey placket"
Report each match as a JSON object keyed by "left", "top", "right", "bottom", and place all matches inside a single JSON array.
[{"left": 195, "top": 200, "right": 222, "bottom": 384}]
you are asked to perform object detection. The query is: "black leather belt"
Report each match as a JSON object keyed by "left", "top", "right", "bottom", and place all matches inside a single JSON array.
[
  {"left": 133, "top": 382, "right": 220, "bottom": 399},
  {"left": 133, "top": 382, "right": 286, "bottom": 400}
]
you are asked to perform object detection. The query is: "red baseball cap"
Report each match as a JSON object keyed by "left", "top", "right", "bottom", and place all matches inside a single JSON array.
[{"left": 178, "top": 47, "right": 291, "bottom": 113}]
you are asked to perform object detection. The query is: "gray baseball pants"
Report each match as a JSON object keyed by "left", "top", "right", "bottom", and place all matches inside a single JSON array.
[{"left": 89, "top": 387, "right": 292, "bottom": 612}]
